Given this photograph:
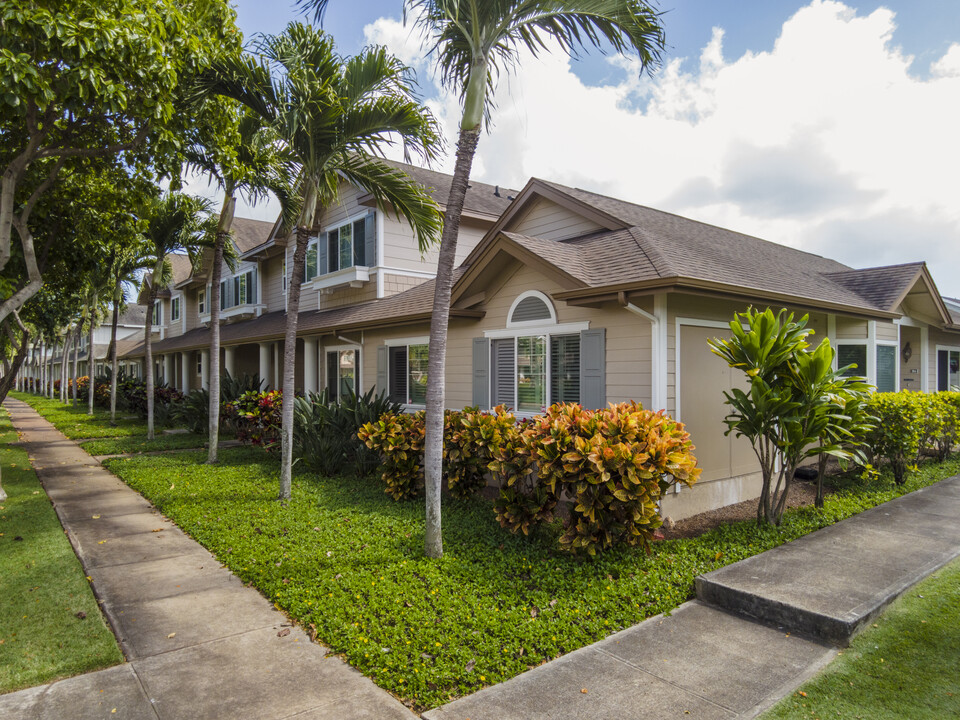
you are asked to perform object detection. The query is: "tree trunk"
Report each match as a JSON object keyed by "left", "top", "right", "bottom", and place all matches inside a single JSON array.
[
  {"left": 60, "top": 327, "right": 71, "bottom": 402},
  {"left": 815, "top": 451, "right": 827, "bottom": 508},
  {"left": 208, "top": 195, "right": 234, "bottom": 464},
  {"left": 0, "top": 320, "right": 29, "bottom": 404},
  {"left": 47, "top": 337, "right": 55, "bottom": 399},
  {"left": 278, "top": 223, "right": 311, "bottom": 501},
  {"left": 145, "top": 262, "right": 162, "bottom": 440},
  {"left": 423, "top": 124, "right": 483, "bottom": 558},
  {"left": 87, "top": 293, "right": 97, "bottom": 415},
  {"left": 72, "top": 319, "right": 82, "bottom": 406},
  {"left": 109, "top": 284, "right": 121, "bottom": 425}
]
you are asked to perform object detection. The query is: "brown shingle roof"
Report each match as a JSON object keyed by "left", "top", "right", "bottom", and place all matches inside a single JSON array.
[
  {"left": 824, "top": 263, "right": 924, "bottom": 312},
  {"left": 529, "top": 180, "right": 924, "bottom": 315},
  {"left": 168, "top": 254, "right": 194, "bottom": 285},
  {"left": 383, "top": 159, "right": 516, "bottom": 218},
  {"left": 231, "top": 217, "right": 274, "bottom": 254}
]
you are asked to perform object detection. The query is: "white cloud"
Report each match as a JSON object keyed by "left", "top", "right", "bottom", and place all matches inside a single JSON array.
[{"left": 364, "top": 0, "right": 960, "bottom": 297}]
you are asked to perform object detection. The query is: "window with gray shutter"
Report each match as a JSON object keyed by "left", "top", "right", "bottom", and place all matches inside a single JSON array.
[
  {"left": 388, "top": 346, "right": 407, "bottom": 403},
  {"left": 579, "top": 328, "right": 605, "bottom": 409},
  {"left": 364, "top": 212, "right": 376, "bottom": 267},
  {"left": 511, "top": 296, "right": 551, "bottom": 323},
  {"left": 472, "top": 338, "right": 490, "bottom": 408},
  {"left": 376, "top": 345, "right": 388, "bottom": 395},
  {"left": 327, "top": 228, "right": 339, "bottom": 273},
  {"left": 317, "top": 234, "right": 328, "bottom": 276},
  {"left": 551, "top": 334, "right": 580, "bottom": 403},
  {"left": 353, "top": 218, "right": 366, "bottom": 266},
  {"left": 491, "top": 338, "right": 516, "bottom": 408}
]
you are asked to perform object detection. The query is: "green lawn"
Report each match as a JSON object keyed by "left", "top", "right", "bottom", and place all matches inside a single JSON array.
[
  {"left": 80, "top": 433, "right": 210, "bottom": 456},
  {"left": 100, "top": 445, "right": 960, "bottom": 710},
  {"left": 762, "top": 557, "right": 960, "bottom": 720},
  {"left": 0, "top": 409, "right": 123, "bottom": 694},
  {"left": 11, "top": 392, "right": 148, "bottom": 438}
]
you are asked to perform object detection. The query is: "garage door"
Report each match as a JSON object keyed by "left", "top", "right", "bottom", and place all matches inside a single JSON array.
[{"left": 679, "top": 325, "right": 758, "bottom": 483}]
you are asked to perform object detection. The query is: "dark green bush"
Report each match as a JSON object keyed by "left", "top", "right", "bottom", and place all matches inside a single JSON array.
[{"left": 174, "top": 388, "right": 210, "bottom": 435}]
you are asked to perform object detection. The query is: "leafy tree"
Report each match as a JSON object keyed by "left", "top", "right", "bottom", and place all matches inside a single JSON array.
[
  {"left": 301, "top": 0, "right": 666, "bottom": 556},
  {"left": 0, "top": 0, "right": 241, "bottom": 324},
  {"left": 201, "top": 23, "right": 443, "bottom": 500},
  {"left": 140, "top": 193, "right": 215, "bottom": 439},
  {"left": 182, "top": 106, "right": 291, "bottom": 462},
  {"left": 709, "top": 307, "right": 873, "bottom": 526}
]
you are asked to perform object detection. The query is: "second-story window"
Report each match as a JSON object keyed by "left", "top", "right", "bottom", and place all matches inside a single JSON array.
[
  {"left": 220, "top": 268, "right": 257, "bottom": 311},
  {"left": 198, "top": 288, "right": 206, "bottom": 315},
  {"left": 151, "top": 303, "right": 161, "bottom": 326},
  {"left": 170, "top": 296, "right": 181, "bottom": 322},
  {"left": 303, "top": 212, "right": 376, "bottom": 282}
]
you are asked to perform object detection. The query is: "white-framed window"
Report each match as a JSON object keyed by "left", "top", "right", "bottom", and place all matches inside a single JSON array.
[
  {"left": 837, "top": 341, "right": 898, "bottom": 392},
  {"left": 388, "top": 342, "right": 429, "bottom": 406},
  {"left": 220, "top": 267, "right": 257, "bottom": 310},
  {"left": 937, "top": 346, "right": 960, "bottom": 391},
  {"left": 326, "top": 348, "right": 359, "bottom": 402},
  {"left": 151, "top": 303, "right": 162, "bottom": 326},
  {"left": 491, "top": 334, "right": 581, "bottom": 412},
  {"left": 198, "top": 287, "right": 207, "bottom": 315},
  {"left": 170, "top": 295, "right": 181, "bottom": 322},
  {"left": 304, "top": 212, "right": 376, "bottom": 283},
  {"left": 197, "top": 353, "right": 203, "bottom": 375}
]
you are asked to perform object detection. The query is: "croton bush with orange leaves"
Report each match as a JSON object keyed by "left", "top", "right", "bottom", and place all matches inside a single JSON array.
[{"left": 361, "top": 401, "right": 700, "bottom": 555}]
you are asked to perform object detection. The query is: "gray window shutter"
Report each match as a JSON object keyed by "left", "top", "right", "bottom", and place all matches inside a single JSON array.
[
  {"left": 364, "top": 212, "right": 376, "bottom": 267},
  {"left": 472, "top": 337, "right": 490, "bottom": 408},
  {"left": 249, "top": 268, "right": 258, "bottom": 303},
  {"left": 317, "top": 233, "right": 328, "bottom": 276},
  {"left": 491, "top": 338, "right": 515, "bottom": 408},
  {"left": 376, "top": 345, "right": 388, "bottom": 395},
  {"left": 579, "top": 328, "right": 605, "bottom": 409}
]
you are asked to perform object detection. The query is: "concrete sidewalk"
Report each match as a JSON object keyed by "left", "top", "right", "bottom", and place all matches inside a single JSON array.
[
  {"left": 0, "top": 398, "right": 416, "bottom": 720},
  {"left": 426, "top": 476, "right": 960, "bottom": 720}
]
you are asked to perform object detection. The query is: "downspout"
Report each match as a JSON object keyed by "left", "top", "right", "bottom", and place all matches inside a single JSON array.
[{"left": 621, "top": 293, "right": 668, "bottom": 412}]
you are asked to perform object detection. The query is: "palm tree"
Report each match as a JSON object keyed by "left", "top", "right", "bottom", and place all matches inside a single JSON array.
[
  {"left": 183, "top": 107, "right": 291, "bottom": 463},
  {"left": 301, "top": 0, "right": 665, "bottom": 557},
  {"left": 201, "top": 23, "right": 444, "bottom": 501},
  {"left": 141, "top": 193, "right": 215, "bottom": 440},
  {"left": 106, "top": 239, "right": 154, "bottom": 424}
]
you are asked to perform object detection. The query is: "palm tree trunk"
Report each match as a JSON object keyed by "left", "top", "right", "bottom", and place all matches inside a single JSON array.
[
  {"left": 109, "top": 282, "right": 121, "bottom": 425},
  {"left": 145, "top": 281, "right": 159, "bottom": 440},
  {"left": 87, "top": 293, "right": 97, "bottom": 415},
  {"left": 815, "top": 451, "right": 827, "bottom": 508},
  {"left": 47, "top": 337, "right": 55, "bottom": 399},
  {"left": 423, "top": 123, "right": 483, "bottom": 559},
  {"left": 60, "top": 327, "right": 71, "bottom": 402},
  {"left": 208, "top": 194, "right": 234, "bottom": 464},
  {"left": 72, "top": 319, "right": 82, "bottom": 406},
  {"left": 278, "top": 222, "right": 311, "bottom": 501}
]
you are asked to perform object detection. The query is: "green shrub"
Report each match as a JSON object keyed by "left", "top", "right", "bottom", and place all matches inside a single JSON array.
[
  {"left": 358, "top": 411, "right": 425, "bottom": 500},
  {"left": 220, "top": 370, "right": 265, "bottom": 404},
  {"left": 487, "top": 410, "right": 552, "bottom": 535},
  {"left": 174, "top": 388, "right": 210, "bottom": 435},
  {"left": 293, "top": 388, "right": 401, "bottom": 477},
  {"left": 933, "top": 392, "right": 960, "bottom": 461},
  {"left": 528, "top": 402, "right": 700, "bottom": 555},
  {"left": 222, "top": 390, "right": 282, "bottom": 450},
  {"left": 444, "top": 406, "right": 501, "bottom": 498},
  {"left": 865, "top": 392, "right": 925, "bottom": 484}
]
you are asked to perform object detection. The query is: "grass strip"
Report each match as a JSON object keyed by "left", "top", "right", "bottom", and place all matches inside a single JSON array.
[
  {"left": 100, "top": 444, "right": 959, "bottom": 711},
  {"left": 762, "top": 556, "right": 960, "bottom": 719},
  {"left": 81, "top": 433, "right": 210, "bottom": 456},
  {"left": 0, "top": 409, "right": 123, "bottom": 693},
  {"left": 11, "top": 392, "right": 147, "bottom": 439}
]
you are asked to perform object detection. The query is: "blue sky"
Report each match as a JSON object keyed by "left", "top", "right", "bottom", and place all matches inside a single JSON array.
[{"left": 209, "top": 1, "right": 960, "bottom": 296}]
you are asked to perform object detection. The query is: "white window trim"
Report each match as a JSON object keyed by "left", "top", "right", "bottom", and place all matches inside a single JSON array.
[
  {"left": 484, "top": 321, "right": 588, "bottom": 339},
  {"left": 212, "top": 263, "right": 259, "bottom": 315},
  {"left": 386, "top": 340, "right": 430, "bottom": 408},
  {"left": 308, "top": 210, "right": 375, "bottom": 283},
  {"left": 170, "top": 294, "right": 182, "bottom": 323},
  {"left": 936, "top": 344, "right": 960, "bottom": 392},
  {"left": 489, "top": 331, "right": 583, "bottom": 417},
  {"left": 507, "top": 290, "right": 557, "bottom": 328},
  {"left": 875, "top": 340, "right": 899, "bottom": 393},
  {"left": 835, "top": 340, "right": 870, "bottom": 383},
  {"left": 325, "top": 345, "right": 362, "bottom": 398}
]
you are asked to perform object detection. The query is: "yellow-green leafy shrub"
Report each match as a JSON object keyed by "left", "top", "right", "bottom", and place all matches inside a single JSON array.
[
  {"left": 529, "top": 402, "right": 700, "bottom": 555},
  {"left": 357, "top": 411, "right": 425, "bottom": 500},
  {"left": 933, "top": 392, "right": 960, "bottom": 460},
  {"left": 864, "top": 392, "right": 925, "bottom": 484},
  {"left": 444, "top": 407, "right": 496, "bottom": 498}
]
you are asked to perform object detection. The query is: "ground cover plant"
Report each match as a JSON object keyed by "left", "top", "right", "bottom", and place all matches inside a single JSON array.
[
  {"left": 762, "top": 556, "right": 960, "bottom": 720},
  {"left": 0, "top": 410, "right": 123, "bottom": 692},
  {"left": 11, "top": 392, "right": 149, "bottom": 439},
  {"left": 101, "top": 443, "right": 960, "bottom": 711},
  {"left": 79, "top": 433, "right": 214, "bottom": 456}
]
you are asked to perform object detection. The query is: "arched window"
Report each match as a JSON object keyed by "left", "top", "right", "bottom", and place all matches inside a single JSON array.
[{"left": 507, "top": 290, "right": 556, "bottom": 327}]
